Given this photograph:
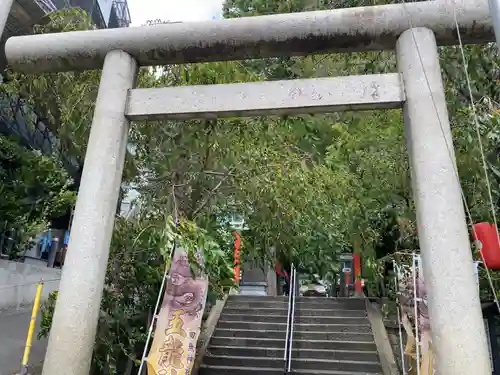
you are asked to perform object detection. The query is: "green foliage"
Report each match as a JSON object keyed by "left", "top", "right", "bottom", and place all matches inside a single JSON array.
[
  {"left": 441, "top": 43, "right": 500, "bottom": 224},
  {"left": 2, "top": 7, "right": 145, "bottom": 180},
  {"left": 38, "top": 290, "right": 58, "bottom": 340},
  {"left": 0, "top": 135, "right": 75, "bottom": 256},
  {"left": 0, "top": 10, "right": 91, "bottom": 256},
  {"left": 0, "top": 135, "right": 75, "bottom": 222},
  {"left": 38, "top": 214, "right": 235, "bottom": 375},
  {"left": 221, "top": 0, "right": 499, "bottom": 292},
  {"left": 175, "top": 219, "right": 238, "bottom": 299},
  {"left": 91, "top": 216, "right": 169, "bottom": 374},
  {"left": 2, "top": 8, "right": 100, "bottom": 163}
]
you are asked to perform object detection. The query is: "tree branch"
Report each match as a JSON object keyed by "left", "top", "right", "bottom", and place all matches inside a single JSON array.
[
  {"left": 192, "top": 171, "right": 233, "bottom": 219},
  {"left": 187, "top": 120, "right": 217, "bottom": 217},
  {"left": 203, "top": 170, "right": 236, "bottom": 177},
  {"left": 441, "top": 64, "right": 471, "bottom": 106}
]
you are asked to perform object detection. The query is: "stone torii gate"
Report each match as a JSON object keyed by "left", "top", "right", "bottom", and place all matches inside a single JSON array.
[{"left": 0, "top": 1, "right": 498, "bottom": 374}]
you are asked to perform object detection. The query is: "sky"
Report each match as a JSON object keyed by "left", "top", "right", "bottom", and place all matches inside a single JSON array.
[{"left": 127, "top": 0, "right": 225, "bottom": 26}]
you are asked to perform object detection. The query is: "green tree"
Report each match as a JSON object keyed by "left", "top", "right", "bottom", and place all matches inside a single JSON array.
[
  {"left": 39, "top": 213, "right": 236, "bottom": 375},
  {"left": 222, "top": 0, "right": 500, "bottom": 293},
  {"left": 1, "top": 8, "right": 100, "bottom": 163},
  {"left": 0, "top": 134, "right": 75, "bottom": 256},
  {"left": 1, "top": 8, "right": 143, "bottom": 180}
]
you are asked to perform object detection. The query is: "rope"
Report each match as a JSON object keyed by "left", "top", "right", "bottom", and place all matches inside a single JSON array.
[
  {"left": 136, "top": 254, "right": 171, "bottom": 375},
  {"left": 0, "top": 277, "right": 61, "bottom": 291},
  {"left": 393, "top": 260, "right": 408, "bottom": 375},
  {"left": 452, "top": 7, "right": 500, "bottom": 314},
  {"left": 136, "top": 185, "right": 180, "bottom": 375},
  {"left": 412, "top": 253, "right": 421, "bottom": 375}
]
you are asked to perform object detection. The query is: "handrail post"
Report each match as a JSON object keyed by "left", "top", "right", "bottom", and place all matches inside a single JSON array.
[
  {"left": 285, "top": 264, "right": 297, "bottom": 373},
  {"left": 20, "top": 281, "right": 44, "bottom": 375},
  {"left": 283, "top": 265, "right": 293, "bottom": 367}
]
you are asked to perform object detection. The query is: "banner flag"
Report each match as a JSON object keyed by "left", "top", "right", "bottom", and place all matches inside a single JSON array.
[{"left": 147, "top": 246, "right": 208, "bottom": 375}]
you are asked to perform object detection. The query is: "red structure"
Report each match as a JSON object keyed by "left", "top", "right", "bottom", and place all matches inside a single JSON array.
[
  {"left": 233, "top": 232, "right": 241, "bottom": 282},
  {"left": 473, "top": 222, "right": 500, "bottom": 270},
  {"left": 353, "top": 253, "right": 362, "bottom": 294},
  {"left": 339, "top": 253, "right": 363, "bottom": 297}
]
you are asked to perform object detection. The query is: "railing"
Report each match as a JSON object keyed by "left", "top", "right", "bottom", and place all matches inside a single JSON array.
[
  {"left": 284, "top": 264, "right": 297, "bottom": 374},
  {"left": 35, "top": 0, "right": 57, "bottom": 13}
]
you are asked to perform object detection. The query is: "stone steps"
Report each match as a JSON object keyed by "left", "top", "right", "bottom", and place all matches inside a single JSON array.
[
  {"left": 210, "top": 336, "right": 378, "bottom": 351},
  {"left": 225, "top": 296, "right": 367, "bottom": 310},
  {"left": 219, "top": 313, "right": 370, "bottom": 324},
  {"left": 199, "top": 364, "right": 382, "bottom": 375},
  {"left": 207, "top": 345, "right": 380, "bottom": 362},
  {"left": 213, "top": 328, "right": 375, "bottom": 341},
  {"left": 217, "top": 321, "right": 373, "bottom": 332},
  {"left": 203, "top": 355, "right": 382, "bottom": 372},
  {"left": 199, "top": 295, "right": 382, "bottom": 375},
  {"left": 223, "top": 307, "right": 368, "bottom": 317}
]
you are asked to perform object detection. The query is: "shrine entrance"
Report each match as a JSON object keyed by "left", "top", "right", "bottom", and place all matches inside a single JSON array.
[{"left": 1, "top": 1, "right": 497, "bottom": 374}]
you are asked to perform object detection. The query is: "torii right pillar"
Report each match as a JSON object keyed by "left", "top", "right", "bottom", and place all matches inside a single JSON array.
[{"left": 397, "top": 27, "right": 491, "bottom": 374}]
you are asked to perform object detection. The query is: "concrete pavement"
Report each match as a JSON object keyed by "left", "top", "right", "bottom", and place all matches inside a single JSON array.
[{"left": 0, "top": 307, "right": 46, "bottom": 375}]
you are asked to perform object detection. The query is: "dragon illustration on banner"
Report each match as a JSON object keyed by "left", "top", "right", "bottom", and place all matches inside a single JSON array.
[{"left": 147, "top": 246, "right": 208, "bottom": 375}]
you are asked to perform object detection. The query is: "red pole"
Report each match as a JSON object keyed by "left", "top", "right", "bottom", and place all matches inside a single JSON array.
[
  {"left": 234, "top": 232, "right": 241, "bottom": 282},
  {"left": 353, "top": 253, "right": 362, "bottom": 294}
]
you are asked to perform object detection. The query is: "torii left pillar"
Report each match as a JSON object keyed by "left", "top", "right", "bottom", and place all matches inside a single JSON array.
[{"left": 41, "top": 50, "right": 138, "bottom": 375}]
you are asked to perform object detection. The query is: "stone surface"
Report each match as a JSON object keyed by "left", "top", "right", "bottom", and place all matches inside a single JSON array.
[
  {"left": 397, "top": 27, "right": 491, "bottom": 375},
  {"left": 200, "top": 295, "right": 383, "bottom": 375},
  {"left": 0, "top": 260, "right": 60, "bottom": 309},
  {"left": 4, "top": 0, "right": 494, "bottom": 72},
  {"left": 126, "top": 74, "right": 404, "bottom": 121},
  {"left": 40, "top": 50, "right": 138, "bottom": 375}
]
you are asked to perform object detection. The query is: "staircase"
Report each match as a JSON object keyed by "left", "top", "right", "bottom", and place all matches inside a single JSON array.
[{"left": 200, "top": 295, "right": 383, "bottom": 375}]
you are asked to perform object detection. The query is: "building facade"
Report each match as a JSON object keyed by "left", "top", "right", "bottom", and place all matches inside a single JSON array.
[{"left": 50, "top": 0, "right": 131, "bottom": 28}]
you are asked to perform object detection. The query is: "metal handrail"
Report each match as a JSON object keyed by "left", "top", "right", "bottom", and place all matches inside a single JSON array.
[
  {"left": 284, "top": 264, "right": 297, "bottom": 374},
  {"left": 283, "top": 265, "right": 293, "bottom": 364},
  {"left": 287, "top": 265, "right": 297, "bottom": 373}
]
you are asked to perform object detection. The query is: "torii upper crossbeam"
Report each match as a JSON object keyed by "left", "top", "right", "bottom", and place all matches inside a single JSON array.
[{"left": 3, "top": 0, "right": 496, "bottom": 72}]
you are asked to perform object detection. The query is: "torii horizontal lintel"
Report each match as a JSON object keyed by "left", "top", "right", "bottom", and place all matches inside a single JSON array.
[
  {"left": 125, "top": 73, "right": 405, "bottom": 120},
  {"left": 4, "top": 0, "right": 495, "bottom": 73}
]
